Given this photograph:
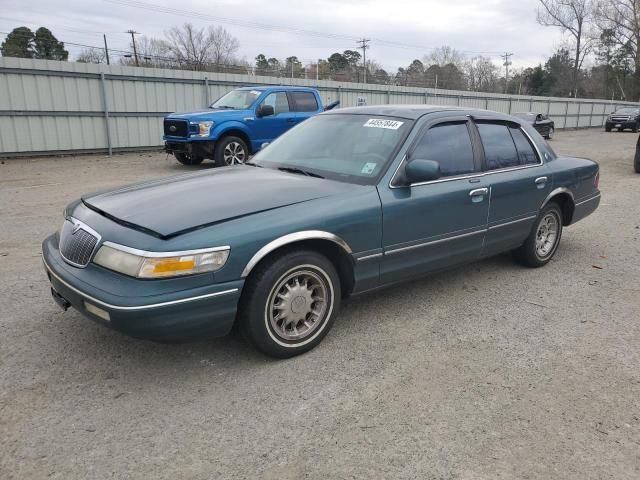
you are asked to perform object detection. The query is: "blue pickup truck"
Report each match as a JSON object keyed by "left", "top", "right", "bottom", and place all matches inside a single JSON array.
[{"left": 163, "top": 86, "right": 338, "bottom": 166}]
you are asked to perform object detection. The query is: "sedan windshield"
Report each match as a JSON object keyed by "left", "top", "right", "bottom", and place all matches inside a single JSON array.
[
  {"left": 210, "top": 89, "right": 261, "bottom": 109},
  {"left": 251, "top": 114, "right": 413, "bottom": 185}
]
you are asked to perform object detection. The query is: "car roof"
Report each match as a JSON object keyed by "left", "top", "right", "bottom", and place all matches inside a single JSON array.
[
  {"left": 235, "top": 86, "right": 316, "bottom": 92},
  {"left": 326, "top": 104, "right": 517, "bottom": 121}
]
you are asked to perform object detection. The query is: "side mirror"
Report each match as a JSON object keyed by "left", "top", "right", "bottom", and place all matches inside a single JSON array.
[
  {"left": 257, "top": 104, "right": 274, "bottom": 118},
  {"left": 405, "top": 159, "right": 441, "bottom": 184}
]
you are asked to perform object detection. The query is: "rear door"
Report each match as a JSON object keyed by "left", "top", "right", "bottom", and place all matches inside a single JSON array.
[
  {"left": 474, "top": 120, "right": 550, "bottom": 256},
  {"left": 288, "top": 91, "right": 320, "bottom": 123},
  {"left": 378, "top": 117, "right": 489, "bottom": 284},
  {"left": 252, "top": 91, "right": 297, "bottom": 144}
]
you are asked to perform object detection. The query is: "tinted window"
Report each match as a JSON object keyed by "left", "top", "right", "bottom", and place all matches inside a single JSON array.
[
  {"left": 411, "top": 122, "right": 475, "bottom": 177},
  {"left": 289, "top": 92, "right": 318, "bottom": 112},
  {"left": 477, "top": 122, "right": 519, "bottom": 170},
  {"left": 509, "top": 127, "right": 539, "bottom": 165},
  {"left": 262, "top": 92, "right": 290, "bottom": 115}
]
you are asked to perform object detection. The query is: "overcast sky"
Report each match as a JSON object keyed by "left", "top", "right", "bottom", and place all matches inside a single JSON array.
[{"left": 0, "top": 0, "right": 570, "bottom": 71}]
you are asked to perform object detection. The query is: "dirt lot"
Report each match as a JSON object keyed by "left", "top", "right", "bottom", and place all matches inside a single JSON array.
[{"left": 1, "top": 129, "right": 639, "bottom": 479}]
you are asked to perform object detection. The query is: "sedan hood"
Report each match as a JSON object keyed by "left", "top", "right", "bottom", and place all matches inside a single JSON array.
[{"left": 82, "top": 167, "right": 354, "bottom": 238}]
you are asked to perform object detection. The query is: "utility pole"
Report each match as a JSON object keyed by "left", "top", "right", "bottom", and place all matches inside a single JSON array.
[
  {"left": 126, "top": 29, "right": 141, "bottom": 67},
  {"left": 316, "top": 59, "right": 320, "bottom": 81},
  {"left": 356, "top": 38, "right": 370, "bottom": 83},
  {"left": 501, "top": 52, "right": 513, "bottom": 93},
  {"left": 103, "top": 34, "right": 110, "bottom": 65}
]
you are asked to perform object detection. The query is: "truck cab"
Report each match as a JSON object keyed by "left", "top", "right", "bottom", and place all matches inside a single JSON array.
[{"left": 163, "top": 86, "right": 328, "bottom": 166}]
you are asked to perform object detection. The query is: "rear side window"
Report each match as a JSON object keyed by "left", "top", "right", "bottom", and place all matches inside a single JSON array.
[
  {"left": 509, "top": 127, "right": 539, "bottom": 165},
  {"left": 477, "top": 122, "right": 519, "bottom": 170},
  {"left": 289, "top": 92, "right": 319, "bottom": 112},
  {"left": 411, "top": 122, "right": 475, "bottom": 177}
]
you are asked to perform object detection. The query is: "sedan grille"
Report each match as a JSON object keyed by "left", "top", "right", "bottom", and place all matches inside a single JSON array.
[
  {"left": 164, "top": 119, "right": 189, "bottom": 137},
  {"left": 59, "top": 219, "right": 100, "bottom": 267}
]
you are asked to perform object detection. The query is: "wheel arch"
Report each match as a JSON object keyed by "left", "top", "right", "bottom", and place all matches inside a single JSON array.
[
  {"left": 241, "top": 231, "right": 355, "bottom": 296},
  {"left": 216, "top": 127, "right": 253, "bottom": 153},
  {"left": 541, "top": 187, "right": 575, "bottom": 225}
]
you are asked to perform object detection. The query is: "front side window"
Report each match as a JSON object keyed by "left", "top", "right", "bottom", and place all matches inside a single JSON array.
[
  {"left": 262, "top": 92, "right": 290, "bottom": 115},
  {"left": 289, "top": 92, "right": 319, "bottom": 112},
  {"left": 252, "top": 114, "right": 413, "bottom": 185},
  {"left": 476, "top": 122, "right": 519, "bottom": 170},
  {"left": 410, "top": 122, "right": 475, "bottom": 177}
]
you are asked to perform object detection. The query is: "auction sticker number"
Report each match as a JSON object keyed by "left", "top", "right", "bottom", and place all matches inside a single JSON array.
[{"left": 364, "top": 119, "right": 404, "bottom": 130}]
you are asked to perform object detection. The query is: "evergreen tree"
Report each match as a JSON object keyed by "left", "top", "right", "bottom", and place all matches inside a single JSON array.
[{"left": 1, "top": 27, "right": 35, "bottom": 58}]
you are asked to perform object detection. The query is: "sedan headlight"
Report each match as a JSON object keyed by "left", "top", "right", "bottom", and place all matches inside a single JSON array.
[
  {"left": 192, "top": 121, "right": 214, "bottom": 137},
  {"left": 93, "top": 243, "right": 229, "bottom": 279}
]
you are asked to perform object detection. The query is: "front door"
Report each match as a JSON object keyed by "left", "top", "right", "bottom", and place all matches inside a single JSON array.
[
  {"left": 252, "top": 91, "right": 298, "bottom": 146},
  {"left": 378, "top": 118, "right": 490, "bottom": 284}
]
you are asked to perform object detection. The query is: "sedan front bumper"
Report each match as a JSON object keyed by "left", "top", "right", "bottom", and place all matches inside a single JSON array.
[{"left": 42, "top": 234, "right": 243, "bottom": 342}]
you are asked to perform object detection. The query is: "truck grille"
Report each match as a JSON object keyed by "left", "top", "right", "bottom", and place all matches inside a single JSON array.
[
  {"left": 59, "top": 219, "right": 100, "bottom": 267},
  {"left": 164, "top": 119, "right": 189, "bottom": 137},
  {"left": 610, "top": 115, "right": 630, "bottom": 122}
]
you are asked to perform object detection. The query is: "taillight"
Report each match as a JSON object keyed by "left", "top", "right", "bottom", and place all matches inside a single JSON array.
[{"left": 594, "top": 172, "right": 600, "bottom": 189}]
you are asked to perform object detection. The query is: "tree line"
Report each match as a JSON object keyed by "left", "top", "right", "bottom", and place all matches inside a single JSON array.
[{"left": 1, "top": 1, "right": 638, "bottom": 101}]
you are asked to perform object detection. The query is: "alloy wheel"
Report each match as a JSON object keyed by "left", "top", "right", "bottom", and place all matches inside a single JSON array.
[
  {"left": 223, "top": 141, "right": 246, "bottom": 165},
  {"left": 535, "top": 212, "right": 559, "bottom": 258},
  {"left": 266, "top": 267, "right": 330, "bottom": 343}
]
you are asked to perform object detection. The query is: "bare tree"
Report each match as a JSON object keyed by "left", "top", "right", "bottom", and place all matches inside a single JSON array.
[
  {"left": 537, "top": 0, "right": 594, "bottom": 97},
  {"left": 464, "top": 56, "right": 500, "bottom": 92},
  {"left": 594, "top": 0, "right": 640, "bottom": 99},
  {"left": 423, "top": 46, "right": 465, "bottom": 68},
  {"left": 76, "top": 47, "right": 106, "bottom": 64},
  {"left": 163, "top": 23, "right": 239, "bottom": 71}
]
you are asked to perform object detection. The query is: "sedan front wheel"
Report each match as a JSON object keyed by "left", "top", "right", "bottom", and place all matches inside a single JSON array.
[{"left": 238, "top": 250, "right": 341, "bottom": 358}]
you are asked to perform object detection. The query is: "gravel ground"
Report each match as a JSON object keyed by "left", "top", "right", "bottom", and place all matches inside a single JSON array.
[{"left": 1, "top": 129, "right": 639, "bottom": 479}]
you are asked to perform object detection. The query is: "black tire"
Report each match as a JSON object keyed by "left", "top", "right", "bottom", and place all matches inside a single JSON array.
[
  {"left": 237, "top": 249, "right": 341, "bottom": 358},
  {"left": 545, "top": 126, "right": 554, "bottom": 140},
  {"left": 214, "top": 136, "right": 249, "bottom": 167},
  {"left": 514, "top": 202, "right": 564, "bottom": 268},
  {"left": 174, "top": 152, "right": 204, "bottom": 165},
  {"left": 605, "top": 125, "right": 612, "bottom": 132},
  {"left": 634, "top": 136, "right": 640, "bottom": 173},
  {"left": 632, "top": 122, "right": 639, "bottom": 134}
]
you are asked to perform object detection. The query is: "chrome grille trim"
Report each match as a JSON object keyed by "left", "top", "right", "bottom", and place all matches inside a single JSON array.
[{"left": 59, "top": 218, "right": 101, "bottom": 268}]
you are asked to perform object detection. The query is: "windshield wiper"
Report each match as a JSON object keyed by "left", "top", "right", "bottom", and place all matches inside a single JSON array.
[{"left": 277, "top": 167, "right": 324, "bottom": 179}]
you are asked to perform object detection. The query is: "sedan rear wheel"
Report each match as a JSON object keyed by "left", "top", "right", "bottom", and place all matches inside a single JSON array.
[
  {"left": 238, "top": 249, "right": 340, "bottom": 358},
  {"left": 514, "top": 202, "right": 563, "bottom": 268}
]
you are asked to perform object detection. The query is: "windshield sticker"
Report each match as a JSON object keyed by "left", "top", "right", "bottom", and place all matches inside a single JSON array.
[
  {"left": 364, "top": 118, "right": 404, "bottom": 130},
  {"left": 361, "top": 162, "right": 377, "bottom": 175}
]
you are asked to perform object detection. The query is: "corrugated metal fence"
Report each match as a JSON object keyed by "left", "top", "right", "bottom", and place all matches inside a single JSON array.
[{"left": 1, "top": 57, "right": 637, "bottom": 157}]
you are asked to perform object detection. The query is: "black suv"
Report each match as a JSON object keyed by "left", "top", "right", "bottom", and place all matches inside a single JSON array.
[{"left": 605, "top": 108, "right": 640, "bottom": 132}]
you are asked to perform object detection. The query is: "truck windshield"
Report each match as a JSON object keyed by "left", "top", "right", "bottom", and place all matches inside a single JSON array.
[
  {"left": 251, "top": 114, "right": 413, "bottom": 185},
  {"left": 210, "top": 89, "right": 261, "bottom": 110}
]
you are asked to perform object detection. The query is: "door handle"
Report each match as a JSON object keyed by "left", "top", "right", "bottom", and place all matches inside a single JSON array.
[
  {"left": 535, "top": 176, "right": 548, "bottom": 184},
  {"left": 469, "top": 188, "right": 489, "bottom": 197}
]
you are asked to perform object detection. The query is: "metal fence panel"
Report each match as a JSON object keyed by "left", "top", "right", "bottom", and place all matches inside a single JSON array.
[{"left": 0, "top": 57, "right": 637, "bottom": 156}]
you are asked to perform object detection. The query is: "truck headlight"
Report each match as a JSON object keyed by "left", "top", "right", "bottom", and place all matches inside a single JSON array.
[
  {"left": 93, "top": 243, "right": 229, "bottom": 279},
  {"left": 192, "top": 121, "right": 214, "bottom": 137}
]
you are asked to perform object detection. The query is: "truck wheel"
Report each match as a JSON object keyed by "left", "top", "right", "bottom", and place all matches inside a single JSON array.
[
  {"left": 214, "top": 136, "right": 248, "bottom": 167},
  {"left": 605, "top": 125, "right": 612, "bottom": 132},
  {"left": 174, "top": 152, "right": 204, "bottom": 165},
  {"left": 237, "top": 249, "right": 341, "bottom": 358},
  {"left": 632, "top": 122, "right": 639, "bottom": 133},
  {"left": 634, "top": 136, "right": 640, "bottom": 173}
]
